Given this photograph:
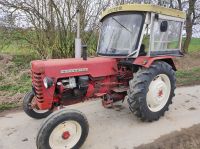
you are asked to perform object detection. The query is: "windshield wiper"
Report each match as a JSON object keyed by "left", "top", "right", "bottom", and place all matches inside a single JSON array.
[{"left": 112, "top": 17, "right": 133, "bottom": 34}]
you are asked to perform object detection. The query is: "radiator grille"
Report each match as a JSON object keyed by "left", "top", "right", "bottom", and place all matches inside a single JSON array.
[{"left": 32, "top": 72, "right": 44, "bottom": 102}]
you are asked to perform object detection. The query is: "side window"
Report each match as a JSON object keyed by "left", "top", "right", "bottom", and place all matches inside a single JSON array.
[
  {"left": 153, "top": 19, "right": 182, "bottom": 51},
  {"left": 142, "top": 25, "right": 150, "bottom": 52}
]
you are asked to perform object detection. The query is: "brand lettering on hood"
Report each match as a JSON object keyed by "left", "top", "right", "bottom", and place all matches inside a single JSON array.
[{"left": 61, "top": 68, "right": 88, "bottom": 74}]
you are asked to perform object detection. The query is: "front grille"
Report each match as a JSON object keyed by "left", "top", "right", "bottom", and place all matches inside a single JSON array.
[{"left": 32, "top": 72, "right": 44, "bottom": 102}]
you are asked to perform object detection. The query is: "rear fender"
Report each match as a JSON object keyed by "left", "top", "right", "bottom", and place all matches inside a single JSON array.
[{"left": 133, "top": 56, "right": 177, "bottom": 71}]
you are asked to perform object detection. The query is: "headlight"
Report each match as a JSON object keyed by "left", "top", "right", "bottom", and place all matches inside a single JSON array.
[{"left": 43, "top": 77, "right": 53, "bottom": 89}]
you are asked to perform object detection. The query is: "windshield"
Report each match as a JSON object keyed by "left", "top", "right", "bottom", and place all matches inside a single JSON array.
[{"left": 98, "top": 13, "right": 144, "bottom": 56}]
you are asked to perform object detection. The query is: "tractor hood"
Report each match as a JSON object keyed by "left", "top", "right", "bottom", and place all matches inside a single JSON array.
[{"left": 31, "top": 57, "right": 118, "bottom": 78}]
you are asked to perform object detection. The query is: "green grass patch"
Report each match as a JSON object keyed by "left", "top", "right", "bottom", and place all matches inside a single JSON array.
[
  {"left": 0, "top": 53, "right": 35, "bottom": 94},
  {"left": 12, "top": 54, "right": 38, "bottom": 68},
  {"left": 0, "top": 73, "right": 31, "bottom": 94},
  {"left": 0, "top": 40, "right": 35, "bottom": 55},
  {"left": 0, "top": 102, "right": 19, "bottom": 111},
  {"left": 181, "top": 38, "right": 200, "bottom": 53},
  {"left": 188, "top": 38, "right": 200, "bottom": 53},
  {"left": 176, "top": 67, "right": 200, "bottom": 86},
  {"left": 18, "top": 73, "right": 32, "bottom": 93}
]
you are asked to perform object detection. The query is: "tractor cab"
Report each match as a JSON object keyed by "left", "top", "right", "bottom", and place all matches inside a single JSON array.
[{"left": 97, "top": 4, "right": 186, "bottom": 58}]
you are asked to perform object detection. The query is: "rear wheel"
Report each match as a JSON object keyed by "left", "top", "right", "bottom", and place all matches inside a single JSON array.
[
  {"left": 127, "top": 61, "right": 176, "bottom": 121},
  {"left": 23, "top": 91, "right": 52, "bottom": 119},
  {"left": 36, "top": 109, "right": 89, "bottom": 149}
]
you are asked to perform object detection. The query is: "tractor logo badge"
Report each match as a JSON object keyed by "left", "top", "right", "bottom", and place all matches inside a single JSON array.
[{"left": 61, "top": 68, "right": 88, "bottom": 74}]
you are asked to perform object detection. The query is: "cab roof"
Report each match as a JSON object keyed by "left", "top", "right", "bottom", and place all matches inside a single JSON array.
[{"left": 101, "top": 4, "right": 186, "bottom": 20}]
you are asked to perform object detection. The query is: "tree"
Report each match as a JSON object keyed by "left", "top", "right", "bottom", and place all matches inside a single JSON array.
[
  {"left": 0, "top": 0, "right": 199, "bottom": 57},
  {"left": 182, "top": 0, "right": 198, "bottom": 53},
  {"left": 0, "top": 0, "right": 110, "bottom": 58}
]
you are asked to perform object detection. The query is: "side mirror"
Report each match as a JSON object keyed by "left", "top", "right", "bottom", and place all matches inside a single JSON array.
[
  {"left": 82, "top": 45, "right": 87, "bottom": 61},
  {"left": 160, "top": 21, "right": 168, "bottom": 32}
]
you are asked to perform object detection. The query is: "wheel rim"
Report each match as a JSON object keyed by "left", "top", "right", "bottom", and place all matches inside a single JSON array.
[
  {"left": 146, "top": 74, "right": 171, "bottom": 112},
  {"left": 29, "top": 97, "right": 49, "bottom": 113},
  {"left": 49, "top": 120, "right": 82, "bottom": 149},
  {"left": 32, "top": 108, "right": 49, "bottom": 113}
]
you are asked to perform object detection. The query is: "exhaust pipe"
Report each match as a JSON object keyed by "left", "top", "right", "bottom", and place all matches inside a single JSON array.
[{"left": 82, "top": 45, "right": 87, "bottom": 61}]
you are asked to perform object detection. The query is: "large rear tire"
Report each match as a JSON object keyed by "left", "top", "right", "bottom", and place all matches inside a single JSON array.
[
  {"left": 36, "top": 109, "right": 89, "bottom": 149},
  {"left": 127, "top": 61, "right": 176, "bottom": 121},
  {"left": 23, "top": 91, "right": 52, "bottom": 119}
]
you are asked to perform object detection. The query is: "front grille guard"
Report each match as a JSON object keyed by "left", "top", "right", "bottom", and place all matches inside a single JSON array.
[{"left": 32, "top": 72, "right": 44, "bottom": 102}]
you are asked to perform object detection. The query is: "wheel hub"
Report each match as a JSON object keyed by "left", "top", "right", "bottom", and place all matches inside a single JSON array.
[
  {"left": 158, "top": 90, "right": 163, "bottom": 97},
  {"left": 49, "top": 120, "right": 82, "bottom": 149},
  {"left": 62, "top": 131, "right": 70, "bottom": 140}
]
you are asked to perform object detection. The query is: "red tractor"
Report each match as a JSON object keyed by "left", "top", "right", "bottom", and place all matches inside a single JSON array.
[{"left": 23, "top": 4, "right": 185, "bottom": 149}]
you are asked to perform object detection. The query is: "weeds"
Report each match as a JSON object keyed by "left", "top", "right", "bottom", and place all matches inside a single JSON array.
[
  {"left": 0, "top": 102, "right": 19, "bottom": 111},
  {"left": 0, "top": 54, "right": 35, "bottom": 95},
  {"left": 176, "top": 67, "right": 200, "bottom": 86}
]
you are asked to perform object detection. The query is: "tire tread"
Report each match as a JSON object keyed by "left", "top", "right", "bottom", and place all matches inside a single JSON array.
[{"left": 127, "top": 61, "right": 176, "bottom": 122}]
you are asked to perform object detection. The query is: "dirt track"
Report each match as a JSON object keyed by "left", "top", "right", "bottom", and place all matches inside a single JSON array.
[
  {"left": 0, "top": 85, "right": 200, "bottom": 149},
  {"left": 136, "top": 124, "right": 200, "bottom": 149}
]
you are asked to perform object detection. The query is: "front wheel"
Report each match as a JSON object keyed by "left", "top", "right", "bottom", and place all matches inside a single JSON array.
[
  {"left": 128, "top": 61, "right": 176, "bottom": 121},
  {"left": 23, "top": 91, "right": 52, "bottom": 119},
  {"left": 36, "top": 109, "right": 89, "bottom": 149}
]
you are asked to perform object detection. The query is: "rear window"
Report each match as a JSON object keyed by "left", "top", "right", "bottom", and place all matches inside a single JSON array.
[{"left": 153, "top": 19, "right": 182, "bottom": 51}]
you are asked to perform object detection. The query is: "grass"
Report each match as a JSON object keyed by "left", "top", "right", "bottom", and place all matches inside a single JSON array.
[
  {"left": 188, "top": 38, "right": 200, "bottom": 53},
  {"left": 0, "top": 74, "right": 31, "bottom": 94},
  {"left": 0, "top": 40, "right": 35, "bottom": 55},
  {"left": 0, "top": 53, "right": 37, "bottom": 95},
  {"left": 0, "top": 52, "right": 33, "bottom": 111},
  {"left": 0, "top": 39, "right": 39, "bottom": 95},
  {"left": 0, "top": 102, "right": 19, "bottom": 111},
  {"left": 176, "top": 67, "right": 200, "bottom": 86},
  {"left": 12, "top": 54, "right": 38, "bottom": 69},
  {"left": 0, "top": 56, "right": 33, "bottom": 93}
]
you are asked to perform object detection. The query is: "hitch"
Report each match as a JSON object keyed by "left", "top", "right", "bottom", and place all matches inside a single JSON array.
[
  {"left": 102, "top": 94, "right": 114, "bottom": 108},
  {"left": 102, "top": 93, "right": 126, "bottom": 108}
]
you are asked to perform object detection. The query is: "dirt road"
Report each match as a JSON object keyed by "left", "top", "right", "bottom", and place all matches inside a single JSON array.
[{"left": 0, "top": 85, "right": 200, "bottom": 149}]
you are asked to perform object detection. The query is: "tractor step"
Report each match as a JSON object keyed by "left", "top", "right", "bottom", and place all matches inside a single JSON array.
[{"left": 112, "top": 87, "right": 128, "bottom": 93}]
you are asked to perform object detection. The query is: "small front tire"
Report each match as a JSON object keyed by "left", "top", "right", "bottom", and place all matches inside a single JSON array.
[
  {"left": 36, "top": 109, "right": 89, "bottom": 149},
  {"left": 23, "top": 91, "right": 52, "bottom": 119}
]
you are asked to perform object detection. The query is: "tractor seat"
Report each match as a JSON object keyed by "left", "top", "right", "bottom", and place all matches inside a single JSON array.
[{"left": 139, "top": 44, "right": 147, "bottom": 56}]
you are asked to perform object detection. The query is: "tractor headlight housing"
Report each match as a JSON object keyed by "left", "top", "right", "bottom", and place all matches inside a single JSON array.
[{"left": 43, "top": 77, "right": 53, "bottom": 89}]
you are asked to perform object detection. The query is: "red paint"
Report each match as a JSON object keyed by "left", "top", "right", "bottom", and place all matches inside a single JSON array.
[
  {"left": 133, "top": 56, "right": 175, "bottom": 68},
  {"left": 62, "top": 131, "right": 70, "bottom": 140},
  {"left": 32, "top": 57, "right": 119, "bottom": 109},
  {"left": 158, "top": 90, "right": 163, "bottom": 97},
  {"left": 32, "top": 57, "right": 118, "bottom": 77},
  {"left": 85, "top": 84, "right": 95, "bottom": 97},
  {"left": 31, "top": 56, "right": 175, "bottom": 110}
]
